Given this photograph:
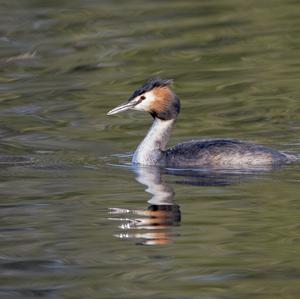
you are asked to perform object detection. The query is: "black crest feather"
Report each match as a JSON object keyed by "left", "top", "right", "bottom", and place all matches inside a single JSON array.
[{"left": 128, "top": 78, "right": 173, "bottom": 101}]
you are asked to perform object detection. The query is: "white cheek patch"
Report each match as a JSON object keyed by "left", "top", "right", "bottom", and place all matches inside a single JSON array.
[{"left": 132, "top": 90, "right": 155, "bottom": 112}]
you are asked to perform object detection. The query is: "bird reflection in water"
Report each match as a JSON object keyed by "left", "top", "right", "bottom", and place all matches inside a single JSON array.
[
  {"left": 109, "top": 164, "right": 276, "bottom": 245},
  {"left": 109, "top": 166, "right": 181, "bottom": 245}
]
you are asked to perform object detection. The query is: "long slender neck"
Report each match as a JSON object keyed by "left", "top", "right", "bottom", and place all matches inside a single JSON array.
[{"left": 132, "top": 117, "right": 176, "bottom": 165}]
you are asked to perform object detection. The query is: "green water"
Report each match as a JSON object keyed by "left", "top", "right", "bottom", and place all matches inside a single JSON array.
[{"left": 1, "top": 0, "right": 300, "bottom": 298}]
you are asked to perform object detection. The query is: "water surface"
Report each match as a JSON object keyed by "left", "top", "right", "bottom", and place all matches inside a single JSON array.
[{"left": 1, "top": 0, "right": 300, "bottom": 298}]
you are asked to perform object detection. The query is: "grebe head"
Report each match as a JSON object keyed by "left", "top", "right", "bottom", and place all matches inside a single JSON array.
[{"left": 107, "top": 78, "right": 180, "bottom": 120}]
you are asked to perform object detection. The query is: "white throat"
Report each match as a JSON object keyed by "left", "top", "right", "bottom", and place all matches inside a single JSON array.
[{"left": 132, "top": 118, "right": 175, "bottom": 165}]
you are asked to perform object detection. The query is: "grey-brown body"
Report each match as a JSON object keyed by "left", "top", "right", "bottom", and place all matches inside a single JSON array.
[{"left": 164, "top": 139, "right": 291, "bottom": 168}]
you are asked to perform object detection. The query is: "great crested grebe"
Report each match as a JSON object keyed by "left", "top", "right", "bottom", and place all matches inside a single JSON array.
[{"left": 107, "top": 78, "right": 297, "bottom": 168}]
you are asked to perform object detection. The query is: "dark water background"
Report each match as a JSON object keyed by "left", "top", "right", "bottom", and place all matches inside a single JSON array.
[{"left": 1, "top": 0, "right": 300, "bottom": 298}]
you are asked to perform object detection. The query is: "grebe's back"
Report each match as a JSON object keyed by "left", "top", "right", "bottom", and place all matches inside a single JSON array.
[{"left": 165, "top": 139, "right": 290, "bottom": 168}]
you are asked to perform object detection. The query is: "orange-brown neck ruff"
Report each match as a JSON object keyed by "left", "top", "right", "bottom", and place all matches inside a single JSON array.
[{"left": 150, "top": 87, "right": 180, "bottom": 121}]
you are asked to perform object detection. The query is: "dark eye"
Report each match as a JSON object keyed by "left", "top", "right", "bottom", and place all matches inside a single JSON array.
[{"left": 140, "top": 96, "right": 145, "bottom": 100}]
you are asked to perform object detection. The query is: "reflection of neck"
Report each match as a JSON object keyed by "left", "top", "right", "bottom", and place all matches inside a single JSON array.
[
  {"left": 134, "top": 166, "right": 174, "bottom": 205},
  {"left": 132, "top": 118, "right": 176, "bottom": 165}
]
